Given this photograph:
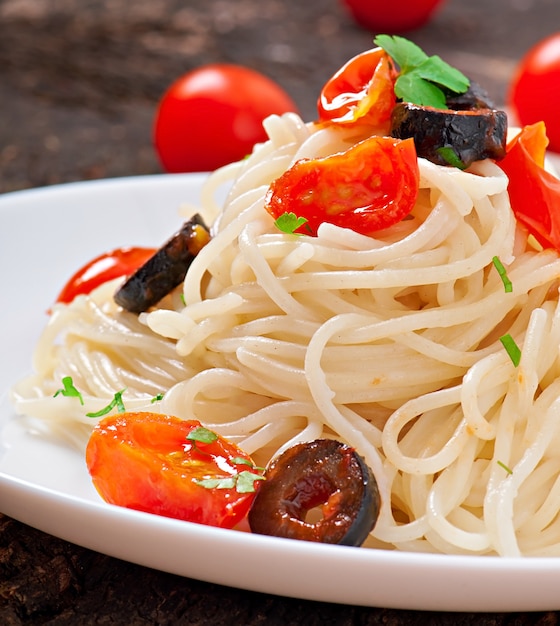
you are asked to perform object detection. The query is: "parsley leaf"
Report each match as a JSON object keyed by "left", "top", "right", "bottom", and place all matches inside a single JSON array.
[
  {"left": 53, "top": 376, "right": 84, "bottom": 405},
  {"left": 374, "top": 34, "right": 470, "bottom": 109},
  {"left": 274, "top": 212, "right": 308, "bottom": 234},
  {"left": 195, "top": 476, "right": 237, "bottom": 490},
  {"left": 500, "top": 333, "right": 522, "bottom": 367},
  {"left": 436, "top": 146, "right": 467, "bottom": 170},
  {"left": 86, "top": 389, "right": 127, "bottom": 418},
  {"left": 236, "top": 471, "right": 266, "bottom": 493},
  {"left": 194, "top": 471, "right": 265, "bottom": 493},
  {"left": 187, "top": 426, "right": 219, "bottom": 445},
  {"left": 497, "top": 460, "right": 513, "bottom": 475},
  {"left": 492, "top": 256, "right": 513, "bottom": 293}
]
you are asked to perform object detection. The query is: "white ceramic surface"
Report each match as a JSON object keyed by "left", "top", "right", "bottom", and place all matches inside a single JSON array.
[{"left": 1, "top": 174, "right": 560, "bottom": 612}]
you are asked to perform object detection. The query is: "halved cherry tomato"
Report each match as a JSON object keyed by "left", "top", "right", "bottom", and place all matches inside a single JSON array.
[
  {"left": 86, "top": 412, "right": 263, "bottom": 528},
  {"left": 55, "top": 247, "right": 156, "bottom": 305},
  {"left": 498, "top": 122, "right": 560, "bottom": 251},
  {"left": 317, "top": 47, "right": 396, "bottom": 130},
  {"left": 264, "top": 135, "right": 419, "bottom": 236}
]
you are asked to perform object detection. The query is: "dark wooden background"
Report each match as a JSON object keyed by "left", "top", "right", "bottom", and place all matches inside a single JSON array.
[{"left": 2, "top": 0, "right": 560, "bottom": 623}]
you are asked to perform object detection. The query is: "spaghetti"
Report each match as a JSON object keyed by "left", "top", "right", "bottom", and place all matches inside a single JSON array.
[{"left": 11, "top": 112, "right": 560, "bottom": 556}]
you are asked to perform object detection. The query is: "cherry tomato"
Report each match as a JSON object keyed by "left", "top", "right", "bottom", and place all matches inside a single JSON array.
[
  {"left": 86, "top": 412, "right": 263, "bottom": 528},
  {"left": 264, "top": 135, "right": 419, "bottom": 236},
  {"left": 55, "top": 247, "right": 156, "bottom": 305},
  {"left": 499, "top": 122, "right": 560, "bottom": 251},
  {"left": 153, "top": 65, "right": 299, "bottom": 173},
  {"left": 340, "top": 0, "right": 446, "bottom": 34},
  {"left": 509, "top": 33, "right": 560, "bottom": 153},
  {"left": 317, "top": 47, "right": 397, "bottom": 130}
]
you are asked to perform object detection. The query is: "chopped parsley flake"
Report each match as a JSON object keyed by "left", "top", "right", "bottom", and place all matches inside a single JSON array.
[
  {"left": 274, "top": 212, "right": 309, "bottom": 234},
  {"left": 500, "top": 333, "right": 521, "bottom": 367},
  {"left": 497, "top": 460, "right": 513, "bottom": 475},
  {"left": 187, "top": 426, "right": 219, "bottom": 445},
  {"left": 492, "top": 256, "right": 513, "bottom": 293},
  {"left": 53, "top": 376, "right": 84, "bottom": 405},
  {"left": 194, "top": 470, "right": 265, "bottom": 494},
  {"left": 436, "top": 146, "right": 467, "bottom": 170},
  {"left": 86, "top": 389, "right": 127, "bottom": 418}
]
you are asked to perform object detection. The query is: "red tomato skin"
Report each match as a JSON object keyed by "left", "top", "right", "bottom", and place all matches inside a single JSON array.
[
  {"left": 340, "top": 0, "right": 446, "bottom": 33},
  {"left": 55, "top": 247, "right": 156, "bottom": 305},
  {"left": 509, "top": 34, "right": 560, "bottom": 153},
  {"left": 265, "top": 136, "right": 419, "bottom": 236},
  {"left": 499, "top": 122, "right": 560, "bottom": 251},
  {"left": 153, "top": 65, "right": 299, "bottom": 173},
  {"left": 317, "top": 48, "right": 397, "bottom": 130},
  {"left": 86, "top": 412, "right": 260, "bottom": 529}
]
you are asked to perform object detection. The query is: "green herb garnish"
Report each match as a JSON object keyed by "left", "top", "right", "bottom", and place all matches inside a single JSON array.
[
  {"left": 274, "top": 212, "right": 309, "bottom": 234},
  {"left": 492, "top": 256, "right": 513, "bottom": 293},
  {"left": 497, "top": 460, "right": 513, "bottom": 475},
  {"left": 235, "top": 470, "right": 266, "bottom": 493},
  {"left": 53, "top": 376, "right": 84, "bottom": 405},
  {"left": 191, "top": 431, "right": 267, "bottom": 493},
  {"left": 374, "top": 34, "right": 470, "bottom": 109},
  {"left": 187, "top": 426, "right": 219, "bottom": 444},
  {"left": 86, "top": 389, "right": 127, "bottom": 418},
  {"left": 436, "top": 146, "right": 467, "bottom": 170},
  {"left": 151, "top": 393, "right": 164, "bottom": 403},
  {"left": 499, "top": 333, "right": 522, "bottom": 367},
  {"left": 194, "top": 470, "right": 265, "bottom": 494}
]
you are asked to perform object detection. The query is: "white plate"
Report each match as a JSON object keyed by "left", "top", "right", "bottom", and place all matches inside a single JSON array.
[{"left": 2, "top": 174, "right": 560, "bottom": 613}]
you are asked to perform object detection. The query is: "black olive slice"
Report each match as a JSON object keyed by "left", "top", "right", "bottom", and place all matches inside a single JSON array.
[
  {"left": 114, "top": 214, "right": 210, "bottom": 313},
  {"left": 390, "top": 102, "right": 507, "bottom": 168},
  {"left": 248, "top": 439, "right": 380, "bottom": 546},
  {"left": 445, "top": 80, "right": 496, "bottom": 111}
]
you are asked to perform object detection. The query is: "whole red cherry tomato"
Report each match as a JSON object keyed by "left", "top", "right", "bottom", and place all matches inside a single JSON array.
[
  {"left": 340, "top": 0, "right": 446, "bottom": 33},
  {"left": 264, "top": 135, "right": 419, "bottom": 236},
  {"left": 55, "top": 247, "right": 156, "bottom": 305},
  {"left": 86, "top": 412, "right": 264, "bottom": 528},
  {"left": 499, "top": 122, "right": 560, "bottom": 251},
  {"left": 153, "top": 65, "right": 299, "bottom": 173},
  {"left": 509, "top": 33, "right": 560, "bottom": 153},
  {"left": 317, "top": 47, "right": 396, "bottom": 130}
]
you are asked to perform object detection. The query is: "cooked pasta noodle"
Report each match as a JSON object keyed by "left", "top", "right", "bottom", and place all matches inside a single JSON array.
[{"left": 11, "top": 112, "right": 560, "bottom": 556}]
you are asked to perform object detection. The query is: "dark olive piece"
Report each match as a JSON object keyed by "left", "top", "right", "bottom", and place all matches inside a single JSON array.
[
  {"left": 445, "top": 80, "right": 496, "bottom": 111},
  {"left": 390, "top": 102, "right": 508, "bottom": 168},
  {"left": 114, "top": 214, "right": 210, "bottom": 313},
  {"left": 248, "top": 439, "right": 380, "bottom": 547}
]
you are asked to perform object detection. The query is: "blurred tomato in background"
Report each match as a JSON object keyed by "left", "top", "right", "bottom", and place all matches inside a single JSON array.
[
  {"left": 509, "top": 33, "right": 560, "bottom": 153},
  {"left": 154, "top": 64, "right": 299, "bottom": 173},
  {"left": 339, "top": 0, "right": 446, "bottom": 33}
]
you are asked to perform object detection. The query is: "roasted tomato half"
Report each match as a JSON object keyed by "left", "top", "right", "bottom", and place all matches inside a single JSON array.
[
  {"left": 317, "top": 47, "right": 397, "bottom": 130},
  {"left": 86, "top": 411, "right": 264, "bottom": 529},
  {"left": 264, "top": 135, "right": 419, "bottom": 236}
]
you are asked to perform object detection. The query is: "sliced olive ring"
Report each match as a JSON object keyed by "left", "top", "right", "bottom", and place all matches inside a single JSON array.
[
  {"left": 248, "top": 438, "right": 380, "bottom": 546},
  {"left": 390, "top": 102, "right": 507, "bottom": 168},
  {"left": 114, "top": 214, "right": 210, "bottom": 313}
]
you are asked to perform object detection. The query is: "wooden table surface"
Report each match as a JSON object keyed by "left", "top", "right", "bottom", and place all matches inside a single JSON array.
[{"left": 2, "top": 0, "right": 560, "bottom": 623}]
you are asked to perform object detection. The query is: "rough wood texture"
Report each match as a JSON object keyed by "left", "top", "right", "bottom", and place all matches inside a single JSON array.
[{"left": 2, "top": 0, "right": 560, "bottom": 622}]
